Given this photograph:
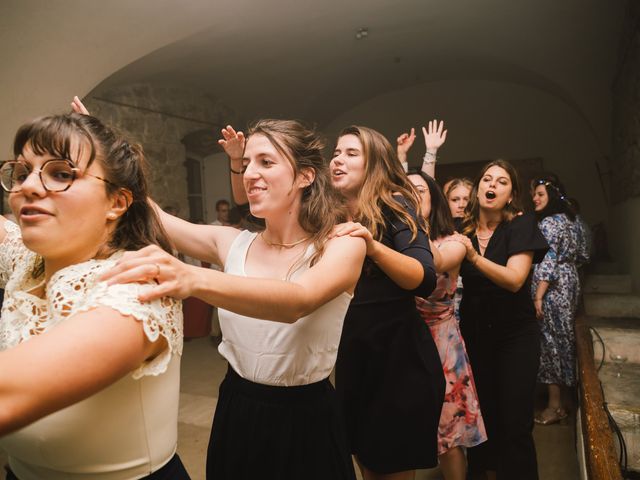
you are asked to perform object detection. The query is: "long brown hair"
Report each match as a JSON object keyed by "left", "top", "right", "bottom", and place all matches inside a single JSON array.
[
  {"left": 461, "top": 159, "right": 524, "bottom": 236},
  {"left": 338, "top": 126, "right": 424, "bottom": 240},
  {"left": 247, "top": 119, "right": 347, "bottom": 268},
  {"left": 13, "top": 114, "right": 173, "bottom": 260}
]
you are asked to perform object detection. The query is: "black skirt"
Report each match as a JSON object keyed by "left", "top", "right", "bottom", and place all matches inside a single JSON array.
[
  {"left": 335, "top": 298, "right": 445, "bottom": 473},
  {"left": 206, "top": 367, "right": 356, "bottom": 480}
]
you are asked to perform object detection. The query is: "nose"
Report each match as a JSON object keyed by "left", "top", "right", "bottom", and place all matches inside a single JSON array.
[
  {"left": 18, "top": 169, "right": 46, "bottom": 197},
  {"left": 331, "top": 154, "right": 343, "bottom": 166},
  {"left": 242, "top": 161, "right": 259, "bottom": 180}
]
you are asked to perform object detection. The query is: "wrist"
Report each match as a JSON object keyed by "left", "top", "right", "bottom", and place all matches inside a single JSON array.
[
  {"left": 423, "top": 151, "right": 437, "bottom": 165},
  {"left": 367, "top": 238, "right": 382, "bottom": 259}
]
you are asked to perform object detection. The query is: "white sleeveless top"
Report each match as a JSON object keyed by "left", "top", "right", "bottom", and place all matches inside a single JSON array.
[
  {"left": 0, "top": 221, "right": 183, "bottom": 480},
  {"left": 218, "top": 230, "right": 352, "bottom": 386}
]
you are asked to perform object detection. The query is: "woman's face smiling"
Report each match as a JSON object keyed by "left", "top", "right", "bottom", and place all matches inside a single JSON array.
[
  {"left": 242, "top": 134, "right": 306, "bottom": 219},
  {"left": 330, "top": 134, "right": 366, "bottom": 199},
  {"left": 9, "top": 141, "right": 117, "bottom": 270},
  {"left": 477, "top": 165, "right": 513, "bottom": 211},
  {"left": 532, "top": 184, "right": 548, "bottom": 211},
  {"left": 447, "top": 184, "right": 470, "bottom": 218}
]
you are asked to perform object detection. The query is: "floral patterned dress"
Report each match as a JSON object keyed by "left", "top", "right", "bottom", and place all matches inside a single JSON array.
[
  {"left": 414, "top": 238, "right": 487, "bottom": 455},
  {"left": 531, "top": 213, "right": 580, "bottom": 386}
]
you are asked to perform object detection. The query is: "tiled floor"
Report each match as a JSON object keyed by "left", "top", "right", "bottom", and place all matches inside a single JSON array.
[{"left": 0, "top": 336, "right": 580, "bottom": 479}]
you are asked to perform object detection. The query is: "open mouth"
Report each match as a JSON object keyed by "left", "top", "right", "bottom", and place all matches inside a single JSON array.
[
  {"left": 485, "top": 191, "right": 496, "bottom": 199},
  {"left": 20, "top": 206, "right": 51, "bottom": 216},
  {"left": 332, "top": 169, "right": 346, "bottom": 177}
]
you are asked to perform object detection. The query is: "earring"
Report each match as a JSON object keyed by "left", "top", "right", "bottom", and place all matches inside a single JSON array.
[{"left": 107, "top": 212, "right": 117, "bottom": 220}]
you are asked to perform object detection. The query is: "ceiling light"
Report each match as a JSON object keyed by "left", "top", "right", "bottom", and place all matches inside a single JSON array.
[{"left": 355, "top": 27, "right": 369, "bottom": 40}]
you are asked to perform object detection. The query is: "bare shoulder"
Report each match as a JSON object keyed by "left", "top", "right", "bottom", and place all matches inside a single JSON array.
[
  {"left": 324, "top": 235, "right": 366, "bottom": 257},
  {"left": 212, "top": 225, "right": 245, "bottom": 261}
]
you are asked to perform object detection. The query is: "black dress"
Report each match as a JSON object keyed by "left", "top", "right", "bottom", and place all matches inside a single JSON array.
[
  {"left": 458, "top": 213, "right": 548, "bottom": 479},
  {"left": 335, "top": 201, "right": 444, "bottom": 474}
]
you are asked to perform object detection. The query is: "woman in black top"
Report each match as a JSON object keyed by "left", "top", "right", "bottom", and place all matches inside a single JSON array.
[
  {"left": 455, "top": 160, "right": 548, "bottom": 480},
  {"left": 331, "top": 126, "right": 443, "bottom": 480}
]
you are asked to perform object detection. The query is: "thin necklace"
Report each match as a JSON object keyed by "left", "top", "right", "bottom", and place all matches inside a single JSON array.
[{"left": 260, "top": 232, "right": 310, "bottom": 249}]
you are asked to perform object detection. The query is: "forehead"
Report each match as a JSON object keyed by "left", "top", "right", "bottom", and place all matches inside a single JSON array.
[
  {"left": 408, "top": 174, "right": 428, "bottom": 189},
  {"left": 20, "top": 139, "right": 90, "bottom": 166},
  {"left": 534, "top": 184, "right": 547, "bottom": 194},
  {"left": 245, "top": 134, "right": 280, "bottom": 155},
  {"left": 336, "top": 134, "right": 362, "bottom": 150},
  {"left": 484, "top": 165, "right": 511, "bottom": 179},
  {"left": 449, "top": 184, "right": 470, "bottom": 197}
]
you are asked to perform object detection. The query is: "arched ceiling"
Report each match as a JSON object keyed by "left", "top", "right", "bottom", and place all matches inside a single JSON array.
[
  {"left": 1, "top": 0, "right": 627, "bottom": 151},
  {"left": 95, "top": 0, "right": 626, "bottom": 145}
]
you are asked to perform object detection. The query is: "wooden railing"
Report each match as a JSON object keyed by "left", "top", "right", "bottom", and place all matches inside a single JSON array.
[{"left": 575, "top": 313, "right": 623, "bottom": 480}]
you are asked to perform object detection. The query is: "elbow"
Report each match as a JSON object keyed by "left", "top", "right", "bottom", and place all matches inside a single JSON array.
[
  {"left": 412, "top": 267, "right": 437, "bottom": 297},
  {"left": 281, "top": 310, "right": 304, "bottom": 324},
  {"left": 0, "top": 398, "right": 30, "bottom": 436},
  {"left": 506, "top": 278, "right": 527, "bottom": 293}
]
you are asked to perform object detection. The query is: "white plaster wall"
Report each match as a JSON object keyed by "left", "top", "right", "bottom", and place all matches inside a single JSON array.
[
  {"left": 323, "top": 79, "right": 609, "bottom": 226},
  {"left": 0, "top": 0, "right": 219, "bottom": 154},
  {"left": 608, "top": 197, "right": 640, "bottom": 291},
  {"left": 203, "top": 153, "right": 232, "bottom": 224}
]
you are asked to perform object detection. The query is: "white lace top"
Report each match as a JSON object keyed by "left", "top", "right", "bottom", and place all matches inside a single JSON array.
[
  {"left": 218, "top": 230, "right": 353, "bottom": 386},
  {"left": 0, "top": 221, "right": 184, "bottom": 479}
]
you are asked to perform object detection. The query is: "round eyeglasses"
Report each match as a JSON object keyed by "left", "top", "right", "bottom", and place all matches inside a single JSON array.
[{"left": 0, "top": 159, "right": 115, "bottom": 193}]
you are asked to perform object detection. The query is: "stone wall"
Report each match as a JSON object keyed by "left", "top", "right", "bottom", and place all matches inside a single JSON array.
[
  {"left": 611, "top": 2, "right": 640, "bottom": 204},
  {"left": 84, "top": 83, "right": 243, "bottom": 218}
]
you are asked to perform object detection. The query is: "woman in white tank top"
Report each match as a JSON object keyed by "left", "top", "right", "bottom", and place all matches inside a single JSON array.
[{"left": 102, "top": 119, "right": 366, "bottom": 480}]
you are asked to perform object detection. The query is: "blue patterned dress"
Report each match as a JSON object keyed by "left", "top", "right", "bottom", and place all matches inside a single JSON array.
[{"left": 531, "top": 214, "right": 580, "bottom": 386}]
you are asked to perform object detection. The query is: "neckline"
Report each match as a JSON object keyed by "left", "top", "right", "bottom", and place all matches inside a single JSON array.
[
  {"left": 474, "top": 221, "right": 504, "bottom": 257},
  {"left": 240, "top": 231, "right": 313, "bottom": 279}
]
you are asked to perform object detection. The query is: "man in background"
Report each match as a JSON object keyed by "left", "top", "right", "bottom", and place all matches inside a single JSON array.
[{"left": 211, "top": 199, "right": 230, "bottom": 226}]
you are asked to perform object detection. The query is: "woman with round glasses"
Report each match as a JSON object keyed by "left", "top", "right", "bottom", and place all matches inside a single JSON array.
[{"left": 0, "top": 113, "right": 190, "bottom": 479}]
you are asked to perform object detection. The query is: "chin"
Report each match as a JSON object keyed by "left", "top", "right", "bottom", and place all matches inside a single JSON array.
[{"left": 20, "top": 232, "right": 53, "bottom": 258}]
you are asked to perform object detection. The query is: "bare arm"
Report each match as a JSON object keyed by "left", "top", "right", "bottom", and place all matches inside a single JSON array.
[
  {"left": 333, "top": 221, "right": 435, "bottom": 293},
  {"left": 533, "top": 280, "right": 550, "bottom": 319},
  {"left": 368, "top": 240, "right": 425, "bottom": 289},
  {"left": 455, "top": 232, "right": 532, "bottom": 292},
  {"left": 151, "top": 200, "right": 240, "bottom": 266},
  {"left": 420, "top": 119, "right": 447, "bottom": 179},
  {"left": 218, "top": 125, "right": 249, "bottom": 205},
  {"left": 433, "top": 238, "right": 466, "bottom": 273},
  {"left": 0, "top": 307, "right": 166, "bottom": 435},
  {"left": 101, "top": 236, "right": 366, "bottom": 324},
  {"left": 396, "top": 128, "right": 416, "bottom": 172}
]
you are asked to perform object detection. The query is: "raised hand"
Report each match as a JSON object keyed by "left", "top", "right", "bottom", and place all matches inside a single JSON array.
[
  {"left": 397, "top": 128, "right": 416, "bottom": 156},
  {"left": 70, "top": 96, "right": 90, "bottom": 115},
  {"left": 218, "top": 125, "right": 245, "bottom": 160},
  {"left": 422, "top": 119, "right": 447, "bottom": 153}
]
